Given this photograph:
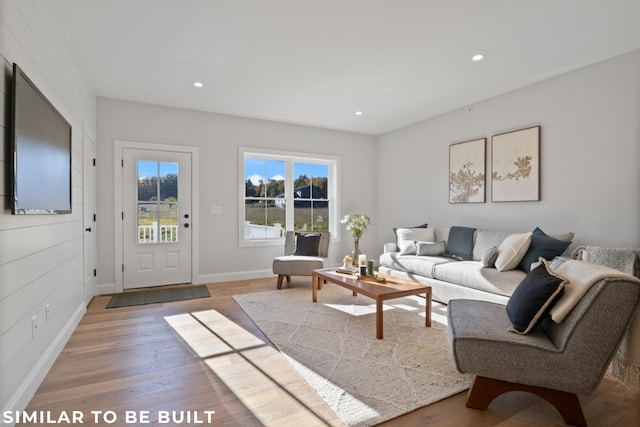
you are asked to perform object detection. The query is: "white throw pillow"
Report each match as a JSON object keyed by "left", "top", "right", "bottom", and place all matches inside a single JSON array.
[
  {"left": 495, "top": 232, "right": 532, "bottom": 272},
  {"left": 396, "top": 228, "right": 435, "bottom": 255}
]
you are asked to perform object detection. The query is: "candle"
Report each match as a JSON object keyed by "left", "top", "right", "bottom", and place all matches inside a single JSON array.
[
  {"left": 358, "top": 254, "right": 367, "bottom": 266},
  {"left": 367, "top": 260, "right": 375, "bottom": 276}
]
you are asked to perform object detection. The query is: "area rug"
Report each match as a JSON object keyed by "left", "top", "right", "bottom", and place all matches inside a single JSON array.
[
  {"left": 106, "top": 285, "right": 210, "bottom": 308},
  {"left": 233, "top": 285, "right": 470, "bottom": 426}
]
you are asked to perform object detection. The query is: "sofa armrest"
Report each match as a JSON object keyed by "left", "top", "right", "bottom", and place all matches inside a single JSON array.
[{"left": 383, "top": 242, "right": 398, "bottom": 253}]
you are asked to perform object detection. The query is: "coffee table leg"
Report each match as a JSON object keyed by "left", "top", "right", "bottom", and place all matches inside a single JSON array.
[
  {"left": 425, "top": 288, "right": 432, "bottom": 327},
  {"left": 312, "top": 273, "right": 318, "bottom": 302},
  {"left": 376, "top": 299, "right": 383, "bottom": 339}
]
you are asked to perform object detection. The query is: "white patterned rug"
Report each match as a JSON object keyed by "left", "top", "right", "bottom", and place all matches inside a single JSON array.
[{"left": 233, "top": 284, "right": 470, "bottom": 426}]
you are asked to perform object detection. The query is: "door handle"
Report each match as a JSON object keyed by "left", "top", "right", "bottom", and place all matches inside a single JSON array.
[{"left": 85, "top": 227, "right": 92, "bottom": 232}]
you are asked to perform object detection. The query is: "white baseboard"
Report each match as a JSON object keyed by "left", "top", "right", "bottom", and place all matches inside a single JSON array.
[
  {"left": 96, "top": 282, "right": 117, "bottom": 295},
  {"left": 2, "top": 303, "right": 86, "bottom": 427},
  {"left": 98, "top": 271, "right": 273, "bottom": 295},
  {"left": 196, "top": 269, "right": 273, "bottom": 284},
  {"left": 101, "top": 267, "right": 334, "bottom": 293}
]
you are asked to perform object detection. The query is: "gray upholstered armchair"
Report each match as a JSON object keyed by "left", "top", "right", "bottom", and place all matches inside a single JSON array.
[
  {"left": 448, "top": 273, "right": 640, "bottom": 426},
  {"left": 272, "top": 231, "right": 330, "bottom": 289}
]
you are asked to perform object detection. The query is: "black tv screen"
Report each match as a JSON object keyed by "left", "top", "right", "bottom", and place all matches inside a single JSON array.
[{"left": 10, "top": 63, "right": 72, "bottom": 215}]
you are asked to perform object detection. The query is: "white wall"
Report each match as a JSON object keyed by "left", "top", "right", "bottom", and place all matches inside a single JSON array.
[
  {"left": 96, "top": 98, "right": 376, "bottom": 291},
  {"left": 0, "top": 0, "right": 95, "bottom": 420},
  {"left": 376, "top": 49, "right": 640, "bottom": 251}
]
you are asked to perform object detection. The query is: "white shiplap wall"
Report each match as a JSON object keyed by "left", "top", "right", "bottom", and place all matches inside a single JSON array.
[{"left": 0, "top": 0, "right": 95, "bottom": 420}]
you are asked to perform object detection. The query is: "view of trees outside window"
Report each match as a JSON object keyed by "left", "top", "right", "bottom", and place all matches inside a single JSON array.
[
  {"left": 244, "top": 158, "right": 286, "bottom": 239},
  {"left": 244, "top": 156, "right": 330, "bottom": 240},
  {"left": 292, "top": 162, "right": 329, "bottom": 232},
  {"left": 137, "top": 160, "right": 179, "bottom": 243}
]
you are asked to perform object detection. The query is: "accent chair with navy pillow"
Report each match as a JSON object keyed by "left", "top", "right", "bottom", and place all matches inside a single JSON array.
[{"left": 273, "top": 231, "right": 330, "bottom": 289}]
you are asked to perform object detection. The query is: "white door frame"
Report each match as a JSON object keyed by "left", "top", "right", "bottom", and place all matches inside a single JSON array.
[
  {"left": 114, "top": 139, "right": 200, "bottom": 293},
  {"left": 83, "top": 125, "right": 97, "bottom": 305}
]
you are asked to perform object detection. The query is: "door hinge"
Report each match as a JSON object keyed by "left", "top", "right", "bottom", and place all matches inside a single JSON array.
[
  {"left": 121, "top": 159, "right": 124, "bottom": 167},
  {"left": 93, "top": 269, "right": 97, "bottom": 277},
  {"left": 92, "top": 158, "right": 96, "bottom": 166},
  {"left": 122, "top": 264, "right": 125, "bottom": 273},
  {"left": 93, "top": 213, "right": 96, "bottom": 222},
  {"left": 121, "top": 212, "right": 124, "bottom": 220}
]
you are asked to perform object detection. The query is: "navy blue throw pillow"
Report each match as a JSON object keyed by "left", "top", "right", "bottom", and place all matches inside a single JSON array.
[
  {"left": 518, "top": 227, "right": 571, "bottom": 273},
  {"left": 293, "top": 233, "right": 321, "bottom": 256},
  {"left": 506, "top": 261, "right": 566, "bottom": 334}
]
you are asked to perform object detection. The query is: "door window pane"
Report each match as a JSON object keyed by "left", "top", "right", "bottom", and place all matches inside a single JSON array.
[{"left": 138, "top": 160, "right": 180, "bottom": 244}]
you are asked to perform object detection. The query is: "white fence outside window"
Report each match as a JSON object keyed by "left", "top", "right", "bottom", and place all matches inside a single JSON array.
[
  {"left": 138, "top": 222, "right": 179, "bottom": 243},
  {"left": 244, "top": 222, "right": 284, "bottom": 239}
]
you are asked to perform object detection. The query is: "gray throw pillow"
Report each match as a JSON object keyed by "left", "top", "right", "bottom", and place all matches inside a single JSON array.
[
  {"left": 416, "top": 241, "right": 446, "bottom": 256},
  {"left": 482, "top": 246, "right": 498, "bottom": 267}
]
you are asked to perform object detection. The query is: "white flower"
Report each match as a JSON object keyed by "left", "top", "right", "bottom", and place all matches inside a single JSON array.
[{"left": 340, "top": 214, "right": 371, "bottom": 241}]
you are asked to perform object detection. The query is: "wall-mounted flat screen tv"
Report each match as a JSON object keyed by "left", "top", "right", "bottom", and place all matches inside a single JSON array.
[{"left": 10, "top": 63, "right": 72, "bottom": 214}]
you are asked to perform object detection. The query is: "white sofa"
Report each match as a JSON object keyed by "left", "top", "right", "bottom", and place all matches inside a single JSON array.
[{"left": 378, "top": 226, "right": 574, "bottom": 305}]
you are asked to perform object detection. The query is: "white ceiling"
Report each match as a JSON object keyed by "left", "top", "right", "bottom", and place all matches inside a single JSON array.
[{"left": 52, "top": 0, "right": 640, "bottom": 135}]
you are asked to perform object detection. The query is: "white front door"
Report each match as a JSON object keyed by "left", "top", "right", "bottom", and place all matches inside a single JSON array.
[{"left": 122, "top": 148, "right": 192, "bottom": 289}]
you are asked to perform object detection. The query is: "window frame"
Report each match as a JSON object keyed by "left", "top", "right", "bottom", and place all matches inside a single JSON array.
[{"left": 239, "top": 147, "right": 339, "bottom": 247}]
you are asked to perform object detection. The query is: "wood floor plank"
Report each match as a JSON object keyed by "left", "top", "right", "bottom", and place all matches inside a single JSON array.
[{"left": 21, "top": 277, "right": 640, "bottom": 427}]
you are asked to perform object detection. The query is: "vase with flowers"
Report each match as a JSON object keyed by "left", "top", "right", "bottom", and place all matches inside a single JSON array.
[{"left": 340, "top": 214, "right": 371, "bottom": 267}]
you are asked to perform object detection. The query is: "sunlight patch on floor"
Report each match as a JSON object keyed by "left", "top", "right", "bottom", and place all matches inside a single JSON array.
[
  {"left": 164, "top": 313, "right": 234, "bottom": 358},
  {"left": 282, "top": 353, "right": 381, "bottom": 424},
  {"left": 165, "top": 309, "right": 341, "bottom": 426}
]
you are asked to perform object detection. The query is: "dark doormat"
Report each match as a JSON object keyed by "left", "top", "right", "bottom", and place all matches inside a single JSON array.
[{"left": 106, "top": 285, "right": 210, "bottom": 308}]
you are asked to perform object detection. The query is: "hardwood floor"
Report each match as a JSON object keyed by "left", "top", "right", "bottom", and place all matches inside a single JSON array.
[{"left": 22, "top": 278, "right": 640, "bottom": 426}]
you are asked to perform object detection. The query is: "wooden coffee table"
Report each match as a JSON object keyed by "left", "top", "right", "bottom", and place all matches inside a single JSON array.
[{"left": 312, "top": 269, "right": 431, "bottom": 339}]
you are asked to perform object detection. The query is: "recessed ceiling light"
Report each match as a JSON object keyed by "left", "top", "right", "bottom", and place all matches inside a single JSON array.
[
  {"left": 355, "top": 111, "right": 363, "bottom": 116},
  {"left": 193, "top": 82, "right": 203, "bottom": 88},
  {"left": 472, "top": 54, "right": 484, "bottom": 62}
]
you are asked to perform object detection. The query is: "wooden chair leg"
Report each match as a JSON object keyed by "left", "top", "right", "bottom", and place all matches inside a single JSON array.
[
  {"left": 466, "top": 376, "right": 587, "bottom": 427},
  {"left": 276, "top": 275, "right": 285, "bottom": 289}
]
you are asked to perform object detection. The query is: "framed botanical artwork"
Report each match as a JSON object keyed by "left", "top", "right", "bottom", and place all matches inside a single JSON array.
[
  {"left": 491, "top": 126, "right": 540, "bottom": 202},
  {"left": 449, "top": 138, "right": 486, "bottom": 203}
]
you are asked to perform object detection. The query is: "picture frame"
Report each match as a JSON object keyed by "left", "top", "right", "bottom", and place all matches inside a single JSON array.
[
  {"left": 449, "top": 138, "right": 486, "bottom": 203},
  {"left": 491, "top": 126, "right": 540, "bottom": 202}
]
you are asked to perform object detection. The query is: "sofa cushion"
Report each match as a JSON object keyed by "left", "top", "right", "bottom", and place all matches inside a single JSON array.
[
  {"left": 432, "top": 261, "right": 525, "bottom": 297},
  {"left": 416, "top": 241, "right": 446, "bottom": 256},
  {"left": 518, "top": 227, "right": 572, "bottom": 273},
  {"left": 473, "top": 230, "right": 513, "bottom": 261},
  {"left": 379, "top": 252, "right": 452, "bottom": 278},
  {"left": 396, "top": 227, "right": 435, "bottom": 255},
  {"left": 495, "top": 232, "right": 532, "bottom": 272},
  {"left": 506, "top": 259, "right": 567, "bottom": 334}
]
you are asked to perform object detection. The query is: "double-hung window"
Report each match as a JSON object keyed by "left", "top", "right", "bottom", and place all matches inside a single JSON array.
[{"left": 239, "top": 147, "right": 338, "bottom": 246}]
